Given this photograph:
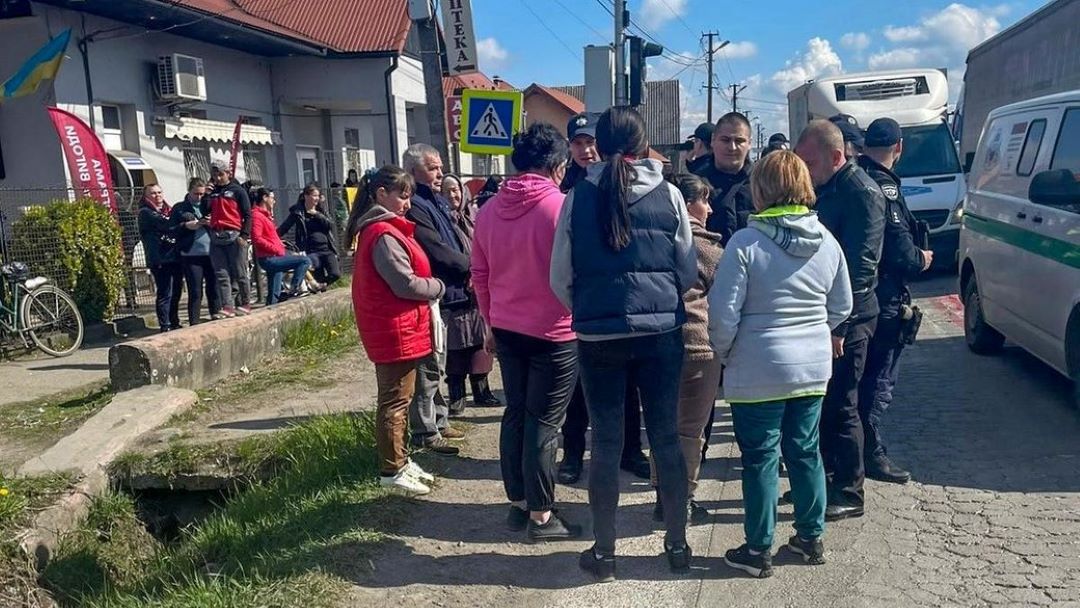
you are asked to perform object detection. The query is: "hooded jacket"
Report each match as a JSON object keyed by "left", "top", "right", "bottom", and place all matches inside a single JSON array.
[
  {"left": 352, "top": 205, "right": 444, "bottom": 364},
  {"left": 683, "top": 218, "right": 725, "bottom": 360},
  {"left": 277, "top": 201, "right": 338, "bottom": 254},
  {"left": 251, "top": 206, "right": 286, "bottom": 259},
  {"left": 205, "top": 180, "right": 252, "bottom": 239},
  {"left": 708, "top": 206, "right": 853, "bottom": 403},
  {"left": 550, "top": 158, "right": 698, "bottom": 340},
  {"left": 471, "top": 172, "right": 574, "bottom": 342}
]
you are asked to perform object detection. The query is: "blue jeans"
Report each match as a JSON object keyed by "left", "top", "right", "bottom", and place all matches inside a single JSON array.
[
  {"left": 731, "top": 396, "right": 827, "bottom": 551},
  {"left": 578, "top": 330, "right": 687, "bottom": 555},
  {"left": 258, "top": 254, "right": 311, "bottom": 304}
]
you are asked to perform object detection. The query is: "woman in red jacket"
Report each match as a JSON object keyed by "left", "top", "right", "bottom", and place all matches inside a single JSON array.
[
  {"left": 250, "top": 188, "right": 312, "bottom": 305},
  {"left": 346, "top": 166, "right": 445, "bottom": 495}
]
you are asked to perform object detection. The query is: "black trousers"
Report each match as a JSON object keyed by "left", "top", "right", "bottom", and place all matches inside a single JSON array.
[
  {"left": 821, "top": 316, "right": 877, "bottom": 506},
  {"left": 494, "top": 329, "right": 578, "bottom": 512},
  {"left": 181, "top": 255, "right": 221, "bottom": 326},
  {"left": 150, "top": 263, "right": 184, "bottom": 330},
  {"left": 561, "top": 374, "right": 644, "bottom": 463},
  {"left": 858, "top": 315, "right": 905, "bottom": 463},
  {"left": 307, "top": 251, "right": 342, "bottom": 284}
]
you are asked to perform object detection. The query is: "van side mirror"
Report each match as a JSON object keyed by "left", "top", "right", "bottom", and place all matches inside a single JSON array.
[
  {"left": 1029, "top": 169, "right": 1080, "bottom": 207},
  {"left": 962, "top": 152, "right": 975, "bottom": 174}
]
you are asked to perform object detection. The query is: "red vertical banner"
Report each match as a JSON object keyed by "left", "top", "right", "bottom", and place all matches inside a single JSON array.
[
  {"left": 229, "top": 116, "right": 245, "bottom": 176},
  {"left": 446, "top": 96, "right": 463, "bottom": 144},
  {"left": 46, "top": 107, "right": 117, "bottom": 213}
]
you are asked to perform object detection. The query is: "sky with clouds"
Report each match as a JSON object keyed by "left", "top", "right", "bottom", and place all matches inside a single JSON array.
[{"left": 466, "top": 0, "right": 1045, "bottom": 140}]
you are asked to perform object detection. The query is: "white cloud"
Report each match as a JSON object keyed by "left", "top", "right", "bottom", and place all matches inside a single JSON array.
[
  {"left": 721, "top": 41, "right": 758, "bottom": 60},
  {"left": 476, "top": 37, "right": 509, "bottom": 71},
  {"left": 770, "top": 37, "right": 844, "bottom": 95},
  {"left": 640, "top": 0, "right": 688, "bottom": 30},
  {"left": 840, "top": 32, "right": 871, "bottom": 52},
  {"left": 868, "top": 3, "right": 1006, "bottom": 98}
]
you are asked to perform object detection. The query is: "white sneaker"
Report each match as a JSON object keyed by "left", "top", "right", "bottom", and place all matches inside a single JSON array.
[
  {"left": 380, "top": 469, "right": 430, "bottom": 495},
  {"left": 405, "top": 459, "right": 435, "bottom": 483}
]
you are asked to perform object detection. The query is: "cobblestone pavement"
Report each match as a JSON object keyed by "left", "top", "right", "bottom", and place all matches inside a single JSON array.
[{"left": 346, "top": 275, "right": 1080, "bottom": 608}]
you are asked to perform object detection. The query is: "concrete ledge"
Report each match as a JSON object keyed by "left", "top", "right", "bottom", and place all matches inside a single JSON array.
[
  {"left": 17, "top": 385, "right": 199, "bottom": 569},
  {"left": 108, "top": 290, "right": 352, "bottom": 391},
  {"left": 19, "top": 386, "right": 199, "bottom": 477}
]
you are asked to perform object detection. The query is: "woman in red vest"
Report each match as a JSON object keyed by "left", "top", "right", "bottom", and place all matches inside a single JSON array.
[{"left": 346, "top": 166, "right": 445, "bottom": 496}]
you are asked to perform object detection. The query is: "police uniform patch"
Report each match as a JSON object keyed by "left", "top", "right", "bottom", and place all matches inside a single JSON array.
[
  {"left": 882, "top": 184, "right": 899, "bottom": 200},
  {"left": 891, "top": 209, "right": 902, "bottom": 223}
]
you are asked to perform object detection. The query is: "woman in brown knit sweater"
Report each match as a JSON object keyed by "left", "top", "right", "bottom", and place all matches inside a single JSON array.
[{"left": 652, "top": 174, "right": 725, "bottom": 523}]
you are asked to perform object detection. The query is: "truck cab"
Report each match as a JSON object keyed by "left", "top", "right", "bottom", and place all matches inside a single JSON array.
[{"left": 788, "top": 69, "right": 965, "bottom": 267}]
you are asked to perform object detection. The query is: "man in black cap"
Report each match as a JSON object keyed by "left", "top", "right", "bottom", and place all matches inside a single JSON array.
[
  {"left": 856, "top": 117, "right": 934, "bottom": 485},
  {"left": 691, "top": 112, "right": 753, "bottom": 245},
  {"left": 560, "top": 112, "right": 600, "bottom": 193},
  {"left": 684, "top": 122, "right": 714, "bottom": 173},
  {"left": 830, "top": 114, "right": 864, "bottom": 161},
  {"left": 759, "top": 132, "right": 790, "bottom": 159}
]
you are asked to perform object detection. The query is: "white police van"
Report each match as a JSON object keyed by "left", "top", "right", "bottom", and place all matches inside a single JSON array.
[
  {"left": 959, "top": 90, "right": 1080, "bottom": 407},
  {"left": 788, "top": 69, "right": 965, "bottom": 266}
]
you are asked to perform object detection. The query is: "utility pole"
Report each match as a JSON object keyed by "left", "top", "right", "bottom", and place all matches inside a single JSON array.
[
  {"left": 416, "top": 12, "right": 449, "bottom": 162},
  {"left": 730, "top": 83, "right": 747, "bottom": 114},
  {"left": 700, "top": 32, "right": 728, "bottom": 124},
  {"left": 614, "top": 0, "right": 627, "bottom": 106}
]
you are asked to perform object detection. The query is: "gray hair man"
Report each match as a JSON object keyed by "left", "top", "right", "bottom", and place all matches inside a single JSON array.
[
  {"left": 401, "top": 143, "right": 469, "bottom": 454},
  {"left": 795, "top": 119, "right": 886, "bottom": 522}
]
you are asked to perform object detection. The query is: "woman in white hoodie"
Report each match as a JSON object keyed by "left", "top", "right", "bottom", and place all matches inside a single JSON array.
[{"left": 708, "top": 151, "right": 852, "bottom": 578}]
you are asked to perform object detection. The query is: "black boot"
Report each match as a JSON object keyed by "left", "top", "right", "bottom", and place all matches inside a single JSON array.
[
  {"left": 447, "top": 374, "right": 467, "bottom": 416},
  {"left": 866, "top": 455, "right": 911, "bottom": 484},
  {"left": 558, "top": 454, "right": 583, "bottom": 485},
  {"left": 471, "top": 374, "right": 502, "bottom": 406}
]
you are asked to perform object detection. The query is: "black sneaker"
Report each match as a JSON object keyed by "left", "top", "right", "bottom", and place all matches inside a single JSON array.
[
  {"left": 620, "top": 452, "right": 651, "bottom": 479},
  {"left": 779, "top": 490, "right": 793, "bottom": 505},
  {"left": 579, "top": 547, "right": 616, "bottom": 583},
  {"left": 688, "top": 499, "right": 710, "bottom": 524},
  {"left": 527, "top": 513, "right": 582, "bottom": 542},
  {"left": 664, "top": 541, "right": 692, "bottom": 573},
  {"left": 787, "top": 535, "right": 826, "bottom": 565},
  {"left": 724, "top": 544, "right": 773, "bottom": 578},
  {"left": 411, "top": 436, "right": 460, "bottom": 456},
  {"left": 506, "top": 505, "right": 528, "bottom": 531},
  {"left": 557, "top": 457, "right": 583, "bottom": 485}
]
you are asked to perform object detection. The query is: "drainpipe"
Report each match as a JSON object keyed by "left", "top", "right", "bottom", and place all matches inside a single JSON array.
[
  {"left": 384, "top": 55, "right": 400, "bottom": 165},
  {"left": 77, "top": 14, "right": 95, "bottom": 130}
]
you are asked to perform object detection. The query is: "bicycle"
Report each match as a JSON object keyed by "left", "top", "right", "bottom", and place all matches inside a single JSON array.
[{"left": 0, "top": 261, "right": 84, "bottom": 357}]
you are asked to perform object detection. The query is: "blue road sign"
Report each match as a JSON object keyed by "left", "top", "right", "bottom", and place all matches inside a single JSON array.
[{"left": 460, "top": 89, "right": 522, "bottom": 155}]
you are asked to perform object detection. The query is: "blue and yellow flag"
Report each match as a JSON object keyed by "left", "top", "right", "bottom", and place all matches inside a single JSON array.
[{"left": 0, "top": 28, "right": 71, "bottom": 101}]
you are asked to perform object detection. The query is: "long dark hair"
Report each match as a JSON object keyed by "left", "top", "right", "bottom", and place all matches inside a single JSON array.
[
  {"left": 344, "top": 166, "right": 415, "bottom": 246},
  {"left": 596, "top": 107, "right": 649, "bottom": 251}
]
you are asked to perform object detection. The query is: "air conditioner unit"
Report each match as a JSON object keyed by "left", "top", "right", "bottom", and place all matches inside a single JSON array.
[{"left": 157, "top": 54, "right": 207, "bottom": 102}]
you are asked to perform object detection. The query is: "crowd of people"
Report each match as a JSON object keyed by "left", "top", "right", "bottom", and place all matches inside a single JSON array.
[
  {"left": 348, "top": 104, "right": 932, "bottom": 581},
  {"left": 135, "top": 161, "right": 346, "bottom": 331}
]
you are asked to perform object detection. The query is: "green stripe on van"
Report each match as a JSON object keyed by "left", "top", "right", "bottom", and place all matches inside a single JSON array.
[{"left": 964, "top": 212, "right": 1080, "bottom": 269}]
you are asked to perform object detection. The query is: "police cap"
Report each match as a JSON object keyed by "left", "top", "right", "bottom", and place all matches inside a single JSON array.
[{"left": 864, "top": 118, "right": 903, "bottom": 148}]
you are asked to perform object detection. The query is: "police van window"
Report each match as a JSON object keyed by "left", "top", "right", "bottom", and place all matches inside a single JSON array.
[
  {"left": 1050, "top": 108, "right": 1080, "bottom": 172},
  {"left": 894, "top": 123, "right": 962, "bottom": 178},
  {"left": 1016, "top": 119, "right": 1046, "bottom": 177}
]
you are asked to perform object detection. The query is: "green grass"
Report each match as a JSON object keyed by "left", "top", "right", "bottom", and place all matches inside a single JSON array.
[
  {"left": 43, "top": 413, "right": 407, "bottom": 608},
  {"left": 281, "top": 308, "right": 357, "bottom": 355},
  {"left": 0, "top": 472, "right": 76, "bottom": 608},
  {"left": 0, "top": 382, "right": 113, "bottom": 440}
]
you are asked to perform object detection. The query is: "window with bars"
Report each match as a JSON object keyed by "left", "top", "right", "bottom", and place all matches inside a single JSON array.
[
  {"left": 182, "top": 142, "right": 211, "bottom": 182},
  {"left": 241, "top": 145, "right": 266, "bottom": 183}
]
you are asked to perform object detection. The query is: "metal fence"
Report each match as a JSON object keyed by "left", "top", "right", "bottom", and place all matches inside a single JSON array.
[{"left": 0, "top": 185, "right": 355, "bottom": 322}]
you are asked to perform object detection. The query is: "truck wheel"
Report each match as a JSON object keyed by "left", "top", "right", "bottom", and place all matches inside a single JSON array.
[{"left": 964, "top": 278, "right": 1004, "bottom": 354}]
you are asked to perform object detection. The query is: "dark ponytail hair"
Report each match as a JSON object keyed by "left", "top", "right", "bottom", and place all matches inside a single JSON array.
[
  {"left": 595, "top": 107, "right": 649, "bottom": 251},
  {"left": 345, "top": 166, "right": 415, "bottom": 246}
]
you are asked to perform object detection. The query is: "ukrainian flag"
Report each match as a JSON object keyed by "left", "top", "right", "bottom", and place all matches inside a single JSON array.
[{"left": 0, "top": 28, "right": 71, "bottom": 101}]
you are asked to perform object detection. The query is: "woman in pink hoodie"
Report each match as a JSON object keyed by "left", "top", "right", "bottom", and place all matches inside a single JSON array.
[{"left": 471, "top": 123, "right": 580, "bottom": 542}]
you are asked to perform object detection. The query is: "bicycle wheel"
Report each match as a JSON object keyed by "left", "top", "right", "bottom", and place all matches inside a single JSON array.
[{"left": 19, "top": 284, "right": 84, "bottom": 357}]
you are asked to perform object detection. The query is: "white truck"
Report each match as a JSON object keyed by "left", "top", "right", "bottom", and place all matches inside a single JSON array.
[{"left": 788, "top": 69, "right": 964, "bottom": 266}]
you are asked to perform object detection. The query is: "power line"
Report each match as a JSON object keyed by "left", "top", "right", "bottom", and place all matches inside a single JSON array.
[
  {"left": 655, "top": 0, "right": 696, "bottom": 36},
  {"left": 515, "top": 0, "right": 584, "bottom": 64},
  {"left": 551, "top": 0, "right": 609, "bottom": 40}
]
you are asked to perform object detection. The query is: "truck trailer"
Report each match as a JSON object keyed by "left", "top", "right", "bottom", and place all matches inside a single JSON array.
[{"left": 788, "top": 69, "right": 964, "bottom": 265}]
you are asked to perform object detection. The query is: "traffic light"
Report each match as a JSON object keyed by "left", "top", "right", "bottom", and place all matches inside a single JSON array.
[{"left": 629, "top": 36, "right": 663, "bottom": 107}]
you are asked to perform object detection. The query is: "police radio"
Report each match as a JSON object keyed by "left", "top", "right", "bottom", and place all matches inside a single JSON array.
[{"left": 916, "top": 220, "right": 931, "bottom": 251}]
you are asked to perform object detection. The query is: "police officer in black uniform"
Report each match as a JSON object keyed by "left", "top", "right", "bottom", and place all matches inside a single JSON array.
[{"left": 856, "top": 118, "right": 934, "bottom": 485}]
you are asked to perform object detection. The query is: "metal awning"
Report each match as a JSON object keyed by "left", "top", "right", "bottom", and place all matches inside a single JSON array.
[
  {"left": 107, "top": 150, "right": 153, "bottom": 171},
  {"left": 156, "top": 117, "right": 279, "bottom": 145}
]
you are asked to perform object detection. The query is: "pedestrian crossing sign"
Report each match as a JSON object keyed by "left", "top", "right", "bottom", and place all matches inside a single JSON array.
[{"left": 460, "top": 89, "right": 522, "bottom": 155}]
